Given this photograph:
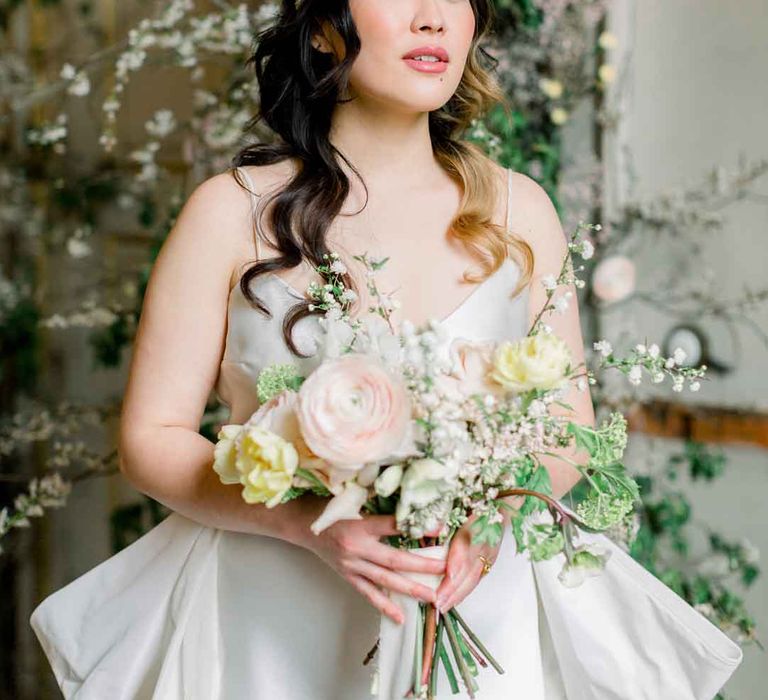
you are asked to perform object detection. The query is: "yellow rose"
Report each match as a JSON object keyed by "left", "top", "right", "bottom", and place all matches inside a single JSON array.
[
  {"left": 212, "top": 424, "right": 244, "bottom": 485},
  {"left": 489, "top": 334, "right": 572, "bottom": 392},
  {"left": 236, "top": 425, "right": 299, "bottom": 507}
]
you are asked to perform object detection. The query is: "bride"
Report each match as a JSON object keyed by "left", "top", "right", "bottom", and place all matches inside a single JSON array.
[{"left": 31, "top": 1, "right": 742, "bottom": 698}]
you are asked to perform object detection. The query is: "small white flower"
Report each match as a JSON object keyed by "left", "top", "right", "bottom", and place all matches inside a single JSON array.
[
  {"left": 580, "top": 240, "right": 594, "bottom": 260},
  {"left": 648, "top": 343, "right": 660, "bottom": 359},
  {"left": 330, "top": 260, "right": 347, "bottom": 274},
  {"left": 673, "top": 347, "right": 687, "bottom": 365},
  {"left": 665, "top": 357, "right": 676, "bottom": 369},
  {"left": 67, "top": 238, "right": 92, "bottom": 259},
  {"left": 651, "top": 371, "right": 664, "bottom": 383},
  {"left": 576, "top": 378, "right": 587, "bottom": 392},
  {"left": 60, "top": 63, "right": 77, "bottom": 80},
  {"left": 68, "top": 73, "right": 91, "bottom": 97},
  {"left": 635, "top": 344, "right": 647, "bottom": 355},
  {"left": 672, "top": 378, "right": 684, "bottom": 392},
  {"left": 593, "top": 339, "right": 613, "bottom": 357},
  {"left": 628, "top": 365, "right": 642, "bottom": 385},
  {"left": 689, "top": 381, "right": 701, "bottom": 392},
  {"left": 554, "top": 296, "right": 570, "bottom": 314},
  {"left": 541, "top": 274, "right": 558, "bottom": 291}
]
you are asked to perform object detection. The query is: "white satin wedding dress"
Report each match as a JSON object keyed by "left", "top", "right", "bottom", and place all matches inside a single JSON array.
[{"left": 31, "top": 168, "right": 742, "bottom": 699}]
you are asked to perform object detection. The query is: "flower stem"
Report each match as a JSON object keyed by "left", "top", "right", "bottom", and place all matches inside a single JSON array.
[
  {"left": 451, "top": 608, "right": 505, "bottom": 675},
  {"left": 413, "top": 603, "right": 424, "bottom": 695},
  {"left": 429, "top": 615, "right": 444, "bottom": 697},
  {"left": 444, "top": 609, "right": 476, "bottom": 698},
  {"left": 421, "top": 603, "right": 438, "bottom": 688},
  {"left": 438, "top": 628, "right": 460, "bottom": 694}
]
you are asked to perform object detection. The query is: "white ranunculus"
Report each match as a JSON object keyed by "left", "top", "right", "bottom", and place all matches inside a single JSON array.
[
  {"left": 374, "top": 464, "right": 404, "bottom": 497},
  {"left": 310, "top": 481, "right": 369, "bottom": 534},
  {"left": 558, "top": 544, "right": 611, "bottom": 588},
  {"left": 395, "top": 458, "right": 457, "bottom": 524},
  {"left": 317, "top": 316, "right": 356, "bottom": 359},
  {"left": 356, "top": 315, "right": 402, "bottom": 367}
]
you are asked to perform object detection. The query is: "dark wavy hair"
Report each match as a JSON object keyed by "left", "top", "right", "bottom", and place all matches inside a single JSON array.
[{"left": 231, "top": 0, "right": 533, "bottom": 357}]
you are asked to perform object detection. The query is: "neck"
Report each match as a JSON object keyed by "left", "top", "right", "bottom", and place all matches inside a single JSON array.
[{"left": 328, "top": 100, "right": 442, "bottom": 191}]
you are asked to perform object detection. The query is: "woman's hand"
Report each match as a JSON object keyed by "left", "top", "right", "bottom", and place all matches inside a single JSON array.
[
  {"left": 295, "top": 499, "right": 446, "bottom": 624},
  {"left": 435, "top": 515, "right": 503, "bottom": 613}
]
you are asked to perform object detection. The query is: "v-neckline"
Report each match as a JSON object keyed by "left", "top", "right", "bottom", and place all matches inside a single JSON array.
[{"left": 262, "top": 256, "right": 516, "bottom": 331}]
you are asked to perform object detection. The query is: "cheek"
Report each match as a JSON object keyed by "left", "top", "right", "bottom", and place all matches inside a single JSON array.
[
  {"left": 347, "top": 4, "right": 403, "bottom": 87},
  {"left": 455, "top": 6, "right": 477, "bottom": 60},
  {"left": 349, "top": 0, "right": 401, "bottom": 55}
]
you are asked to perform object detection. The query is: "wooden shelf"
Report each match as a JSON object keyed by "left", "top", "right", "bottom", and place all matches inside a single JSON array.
[{"left": 627, "top": 400, "right": 768, "bottom": 448}]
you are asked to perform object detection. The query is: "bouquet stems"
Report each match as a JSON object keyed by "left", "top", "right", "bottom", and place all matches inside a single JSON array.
[{"left": 407, "top": 604, "right": 503, "bottom": 699}]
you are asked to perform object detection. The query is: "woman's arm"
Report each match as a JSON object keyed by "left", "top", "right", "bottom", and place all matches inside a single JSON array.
[
  {"left": 436, "top": 169, "right": 596, "bottom": 612},
  {"left": 117, "top": 168, "right": 444, "bottom": 622},
  {"left": 509, "top": 171, "right": 596, "bottom": 501}
]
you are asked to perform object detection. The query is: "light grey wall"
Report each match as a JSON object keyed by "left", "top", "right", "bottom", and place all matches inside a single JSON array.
[{"left": 602, "top": 1, "right": 768, "bottom": 697}]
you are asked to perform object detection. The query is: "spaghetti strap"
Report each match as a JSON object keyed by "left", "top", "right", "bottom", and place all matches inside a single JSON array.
[
  {"left": 236, "top": 165, "right": 262, "bottom": 260},
  {"left": 505, "top": 167, "right": 513, "bottom": 232}
]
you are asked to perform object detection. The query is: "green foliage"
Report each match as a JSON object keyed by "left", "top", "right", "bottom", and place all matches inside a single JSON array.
[
  {"left": 631, "top": 441, "right": 759, "bottom": 644},
  {"left": 524, "top": 521, "right": 565, "bottom": 561},
  {"left": 256, "top": 363, "right": 304, "bottom": 404},
  {"left": 0, "top": 297, "right": 40, "bottom": 393},
  {"left": 470, "top": 512, "right": 505, "bottom": 547}
]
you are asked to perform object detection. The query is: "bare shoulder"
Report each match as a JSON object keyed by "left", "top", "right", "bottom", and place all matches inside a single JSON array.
[
  {"left": 170, "top": 161, "right": 297, "bottom": 290},
  {"left": 506, "top": 171, "right": 568, "bottom": 270}
]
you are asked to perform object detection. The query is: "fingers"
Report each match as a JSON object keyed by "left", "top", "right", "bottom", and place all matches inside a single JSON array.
[
  {"left": 367, "top": 541, "right": 446, "bottom": 575},
  {"left": 439, "top": 557, "right": 484, "bottom": 612},
  {"left": 350, "top": 559, "right": 436, "bottom": 603},
  {"left": 364, "top": 514, "right": 400, "bottom": 536},
  {"left": 435, "top": 532, "right": 470, "bottom": 601},
  {"left": 347, "top": 574, "right": 404, "bottom": 624},
  {"left": 435, "top": 551, "right": 469, "bottom": 610}
]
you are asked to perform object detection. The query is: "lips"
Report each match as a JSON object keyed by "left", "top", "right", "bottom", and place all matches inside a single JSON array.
[{"left": 402, "top": 45, "right": 450, "bottom": 63}]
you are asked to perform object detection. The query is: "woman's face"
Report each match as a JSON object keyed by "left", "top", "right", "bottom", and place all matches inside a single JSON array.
[{"left": 336, "top": 0, "right": 477, "bottom": 113}]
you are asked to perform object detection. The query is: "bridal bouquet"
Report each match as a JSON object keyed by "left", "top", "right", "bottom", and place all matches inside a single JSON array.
[{"left": 212, "top": 225, "right": 707, "bottom": 699}]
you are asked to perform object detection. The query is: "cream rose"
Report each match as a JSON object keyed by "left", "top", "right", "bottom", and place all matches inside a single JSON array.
[
  {"left": 237, "top": 425, "right": 298, "bottom": 507},
  {"left": 212, "top": 390, "right": 311, "bottom": 507},
  {"left": 212, "top": 424, "right": 245, "bottom": 485},
  {"left": 296, "top": 353, "right": 412, "bottom": 468},
  {"left": 490, "top": 334, "right": 572, "bottom": 392}
]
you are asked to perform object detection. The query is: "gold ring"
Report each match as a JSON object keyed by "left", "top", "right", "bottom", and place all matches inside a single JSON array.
[{"left": 478, "top": 554, "right": 493, "bottom": 578}]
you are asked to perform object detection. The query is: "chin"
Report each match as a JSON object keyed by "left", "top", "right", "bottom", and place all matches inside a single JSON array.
[{"left": 384, "top": 84, "right": 460, "bottom": 114}]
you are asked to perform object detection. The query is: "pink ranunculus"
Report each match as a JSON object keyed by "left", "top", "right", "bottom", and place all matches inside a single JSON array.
[
  {"left": 296, "top": 353, "right": 412, "bottom": 469},
  {"left": 247, "top": 390, "right": 327, "bottom": 473},
  {"left": 436, "top": 338, "right": 508, "bottom": 399}
]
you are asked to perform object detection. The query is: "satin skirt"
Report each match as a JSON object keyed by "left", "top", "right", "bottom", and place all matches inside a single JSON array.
[{"left": 30, "top": 512, "right": 742, "bottom": 699}]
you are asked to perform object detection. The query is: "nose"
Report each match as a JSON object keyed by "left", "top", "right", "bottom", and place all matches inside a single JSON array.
[{"left": 412, "top": 0, "right": 446, "bottom": 34}]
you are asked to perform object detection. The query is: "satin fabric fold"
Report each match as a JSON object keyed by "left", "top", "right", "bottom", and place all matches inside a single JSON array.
[{"left": 31, "top": 512, "right": 741, "bottom": 699}]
